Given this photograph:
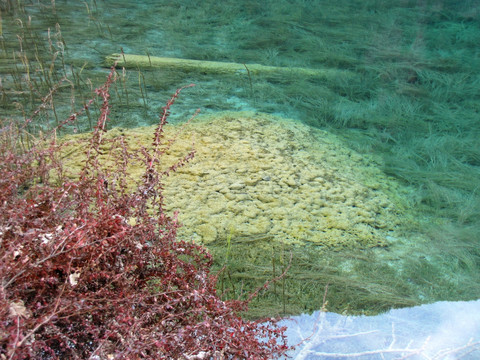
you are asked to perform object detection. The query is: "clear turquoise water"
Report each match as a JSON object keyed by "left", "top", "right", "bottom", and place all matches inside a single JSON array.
[{"left": 1, "top": 0, "right": 479, "bottom": 315}]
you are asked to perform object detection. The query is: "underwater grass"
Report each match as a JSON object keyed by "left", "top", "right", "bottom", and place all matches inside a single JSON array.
[
  {"left": 209, "top": 233, "right": 422, "bottom": 319},
  {"left": 2, "top": 0, "right": 480, "bottom": 318}
]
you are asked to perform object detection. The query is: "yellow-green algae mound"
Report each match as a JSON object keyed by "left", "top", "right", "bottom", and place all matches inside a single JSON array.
[{"left": 61, "top": 111, "right": 407, "bottom": 250}]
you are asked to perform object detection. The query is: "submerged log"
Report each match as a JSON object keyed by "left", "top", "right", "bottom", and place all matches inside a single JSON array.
[{"left": 105, "top": 53, "right": 355, "bottom": 80}]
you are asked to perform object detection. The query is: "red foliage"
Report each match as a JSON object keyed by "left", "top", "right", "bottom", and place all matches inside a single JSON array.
[{"left": 0, "top": 67, "right": 289, "bottom": 359}]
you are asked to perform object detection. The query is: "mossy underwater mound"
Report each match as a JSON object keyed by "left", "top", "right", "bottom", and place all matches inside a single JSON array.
[
  {"left": 61, "top": 111, "right": 408, "bottom": 250},
  {"left": 61, "top": 111, "right": 427, "bottom": 317}
]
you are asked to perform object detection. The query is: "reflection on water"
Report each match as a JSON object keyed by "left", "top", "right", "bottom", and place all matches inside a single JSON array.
[{"left": 280, "top": 300, "right": 480, "bottom": 359}]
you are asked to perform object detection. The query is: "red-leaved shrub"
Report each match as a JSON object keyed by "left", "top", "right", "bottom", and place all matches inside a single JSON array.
[{"left": 0, "top": 66, "right": 289, "bottom": 359}]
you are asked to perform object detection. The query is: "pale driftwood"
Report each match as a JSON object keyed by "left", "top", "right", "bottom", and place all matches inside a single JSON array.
[{"left": 105, "top": 53, "right": 355, "bottom": 80}]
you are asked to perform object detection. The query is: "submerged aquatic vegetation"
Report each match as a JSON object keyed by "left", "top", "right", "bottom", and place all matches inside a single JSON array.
[{"left": 1, "top": 0, "right": 480, "bottom": 331}]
